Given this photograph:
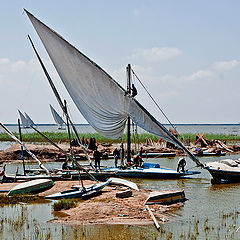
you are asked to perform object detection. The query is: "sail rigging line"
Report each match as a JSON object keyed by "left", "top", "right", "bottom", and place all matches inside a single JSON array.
[
  {"left": 29, "top": 125, "right": 98, "bottom": 183},
  {"left": 131, "top": 69, "right": 179, "bottom": 135},
  {"left": 27, "top": 34, "right": 93, "bottom": 168},
  {"left": 0, "top": 122, "right": 49, "bottom": 174}
]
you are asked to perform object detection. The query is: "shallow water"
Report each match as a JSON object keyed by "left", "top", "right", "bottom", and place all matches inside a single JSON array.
[{"left": 0, "top": 154, "right": 240, "bottom": 239}]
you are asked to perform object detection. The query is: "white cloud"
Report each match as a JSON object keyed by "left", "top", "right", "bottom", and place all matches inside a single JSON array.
[
  {"left": 133, "top": 4, "right": 145, "bottom": 16},
  {"left": 0, "top": 58, "right": 10, "bottom": 64},
  {"left": 129, "top": 47, "right": 182, "bottom": 62},
  {"left": 212, "top": 60, "right": 239, "bottom": 71},
  {"left": 183, "top": 70, "right": 213, "bottom": 82}
]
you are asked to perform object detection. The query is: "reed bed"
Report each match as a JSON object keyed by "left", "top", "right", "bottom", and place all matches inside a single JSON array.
[{"left": 0, "top": 132, "right": 240, "bottom": 144}]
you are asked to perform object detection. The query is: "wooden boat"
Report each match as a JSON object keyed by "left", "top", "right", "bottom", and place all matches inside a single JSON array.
[
  {"left": 205, "top": 159, "right": 240, "bottom": 183},
  {"left": 145, "top": 189, "right": 186, "bottom": 205},
  {"left": 3, "top": 173, "right": 62, "bottom": 182},
  {"left": 45, "top": 179, "right": 111, "bottom": 199},
  {"left": 142, "top": 152, "right": 176, "bottom": 158},
  {"left": 194, "top": 150, "right": 226, "bottom": 157},
  {"left": 8, "top": 179, "right": 55, "bottom": 196},
  {"left": 104, "top": 163, "right": 201, "bottom": 179},
  {"left": 72, "top": 177, "right": 139, "bottom": 191}
]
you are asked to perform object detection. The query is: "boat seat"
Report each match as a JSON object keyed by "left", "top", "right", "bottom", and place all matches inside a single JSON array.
[{"left": 142, "top": 163, "right": 160, "bottom": 169}]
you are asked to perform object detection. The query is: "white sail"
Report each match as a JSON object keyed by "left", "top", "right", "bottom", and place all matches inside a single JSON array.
[
  {"left": 49, "top": 104, "right": 65, "bottom": 127},
  {"left": 18, "top": 109, "right": 29, "bottom": 128},
  {"left": 25, "top": 112, "right": 35, "bottom": 126},
  {"left": 25, "top": 10, "right": 202, "bottom": 166}
]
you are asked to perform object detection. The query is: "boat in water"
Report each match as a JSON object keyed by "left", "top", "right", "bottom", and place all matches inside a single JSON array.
[
  {"left": 25, "top": 10, "right": 204, "bottom": 180},
  {"left": 205, "top": 159, "right": 240, "bottom": 183}
]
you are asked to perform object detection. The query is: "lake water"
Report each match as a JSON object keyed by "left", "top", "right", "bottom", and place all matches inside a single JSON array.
[
  {"left": 1, "top": 123, "right": 240, "bottom": 135},
  {"left": 0, "top": 124, "right": 240, "bottom": 239}
]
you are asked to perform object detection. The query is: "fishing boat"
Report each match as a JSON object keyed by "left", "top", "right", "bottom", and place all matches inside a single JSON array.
[
  {"left": 49, "top": 104, "right": 66, "bottom": 129},
  {"left": 25, "top": 10, "right": 204, "bottom": 180},
  {"left": 45, "top": 179, "right": 111, "bottom": 199},
  {"left": 8, "top": 179, "right": 55, "bottom": 196},
  {"left": 25, "top": 112, "right": 35, "bottom": 127},
  {"left": 104, "top": 163, "right": 200, "bottom": 179},
  {"left": 205, "top": 159, "right": 240, "bottom": 183}
]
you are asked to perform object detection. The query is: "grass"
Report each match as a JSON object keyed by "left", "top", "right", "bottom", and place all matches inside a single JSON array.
[
  {"left": 53, "top": 199, "right": 78, "bottom": 211},
  {"left": 0, "top": 132, "right": 240, "bottom": 144},
  {"left": 0, "top": 194, "right": 45, "bottom": 205}
]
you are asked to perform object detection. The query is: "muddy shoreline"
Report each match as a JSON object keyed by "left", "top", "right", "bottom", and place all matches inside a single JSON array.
[
  {"left": 1, "top": 142, "right": 240, "bottom": 163},
  {"left": 0, "top": 180, "right": 181, "bottom": 226}
]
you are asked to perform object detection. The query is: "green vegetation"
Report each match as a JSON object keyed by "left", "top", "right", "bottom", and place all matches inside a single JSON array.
[
  {"left": 0, "top": 194, "right": 45, "bottom": 205},
  {"left": 53, "top": 199, "right": 78, "bottom": 211},
  {"left": 0, "top": 131, "right": 240, "bottom": 144}
]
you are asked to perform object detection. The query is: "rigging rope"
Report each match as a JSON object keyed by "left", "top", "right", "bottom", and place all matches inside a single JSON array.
[{"left": 131, "top": 69, "right": 179, "bottom": 135}]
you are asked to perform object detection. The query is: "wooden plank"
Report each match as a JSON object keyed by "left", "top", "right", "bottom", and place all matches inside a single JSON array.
[{"left": 146, "top": 205, "right": 160, "bottom": 230}]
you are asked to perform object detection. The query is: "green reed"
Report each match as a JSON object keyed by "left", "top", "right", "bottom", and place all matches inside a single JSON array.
[{"left": 0, "top": 132, "right": 240, "bottom": 144}]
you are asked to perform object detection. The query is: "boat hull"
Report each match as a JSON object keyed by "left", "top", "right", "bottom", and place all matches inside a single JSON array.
[
  {"left": 104, "top": 167, "right": 200, "bottom": 179},
  {"left": 8, "top": 179, "right": 55, "bottom": 196},
  {"left": 207, "top": 167, "right": 240, "bottom": 183}
]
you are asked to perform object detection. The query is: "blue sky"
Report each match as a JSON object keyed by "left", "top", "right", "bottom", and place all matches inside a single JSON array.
[{"left": 1, "top": 0, "right": 240, "bottom": 124}]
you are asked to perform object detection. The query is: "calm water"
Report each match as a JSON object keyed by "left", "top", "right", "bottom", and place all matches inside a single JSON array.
[
  {"left": 1, "top": 154, "right": 240, "bottom": 239},
  {"left": 1, "top": 123, "right": 240, "bottom": 135}
]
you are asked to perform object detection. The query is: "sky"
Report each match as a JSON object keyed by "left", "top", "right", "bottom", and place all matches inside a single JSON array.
[{"left": 1, "top": 0, "right": 240, "bottom": 124}]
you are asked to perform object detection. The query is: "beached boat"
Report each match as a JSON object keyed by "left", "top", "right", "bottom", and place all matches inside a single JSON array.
[
  {"left": 25, "top": 10, "right": 204, "bottom": 180},
  {"left": 8, "top": 179, "right": 55, "bottom": 196},
  {"left": 49, "top": 104, "right": 66, "bottom": 129},
  {"left": 205, "top": 159, "right": 240, "bottom": 183},
  {"left": 45, "top": 179, "right": 111, "bottom": 199},
  {"left": 145, "top": 189, "right": 186, "bottom": 205}
]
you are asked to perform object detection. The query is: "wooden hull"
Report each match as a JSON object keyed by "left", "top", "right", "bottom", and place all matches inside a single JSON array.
[
  {"left": 104, "top": 167, "right": 200, "bottom": 179},
  {"left": 145, "top": 189, "right": 186, "bottom": 205},
  {"left": 207, "top": 168, "right": 240, "bottom": 183},
  {"left": 8, "top": 179, "right": 55, "bottom": 196},
  {"left": 45, "top": 180, "right": 111, "bottom": 199}
]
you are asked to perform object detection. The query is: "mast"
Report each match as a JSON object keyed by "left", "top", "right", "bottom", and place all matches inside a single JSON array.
[
  {"left": 18, "top": 119, "right": 26, "bottom": 175},
  {"left": 64, "top": 100, "right": 73, "bottom": 156},
  {"left": 127, "top": 64, "right": 131, "bottom": 162}
]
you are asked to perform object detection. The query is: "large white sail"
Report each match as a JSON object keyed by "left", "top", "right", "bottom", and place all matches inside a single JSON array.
[
  {"left": 49, "top": 104, "right": 65, "bottom": 127},
  {"left": 25, "top": 112, "right": 35, "bottom": 126},
  {"left": 25, "top": 10, "right": 202, "bottom": 166},
  {"left": 18, "top": 109, "right": 29, "bottom": 128}
]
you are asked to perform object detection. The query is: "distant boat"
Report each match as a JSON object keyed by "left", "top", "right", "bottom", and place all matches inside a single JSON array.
[
  {"left": 25, "top": 112, "right": 35, "bottom": 127},
  {"left": 18, "top": 109, "right": 29, "bottom": 128},
  {"left": 49, "top": 104, "right": 66, "bottom": 129},
  {"left": 18, "top": 110, "right": 36, "bottom": 128},
  {"left": 8, "top": 179, "right": 54, "bottom": 196}
]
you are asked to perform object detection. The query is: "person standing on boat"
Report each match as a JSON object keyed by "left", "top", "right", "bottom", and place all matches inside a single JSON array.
[
  {"left": 113, "top": 147, "right": 120, "bottom": 168},
  {"left": 93, "top": 146, "right": 102, "bottom": 171},
  {"left": 177, "top": 158, "right": 186, "bottom": 172},
  {"left": 120, "top": 142, "right": 124, "bottom": 167}
]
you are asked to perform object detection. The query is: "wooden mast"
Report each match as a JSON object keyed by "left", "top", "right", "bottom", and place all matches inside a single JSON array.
[
  {"left": 127, "top": 64, "right": 131, "bottom": 162},
  {"left": 18, "top": 118, "right": 26, "bottom": 175}
]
